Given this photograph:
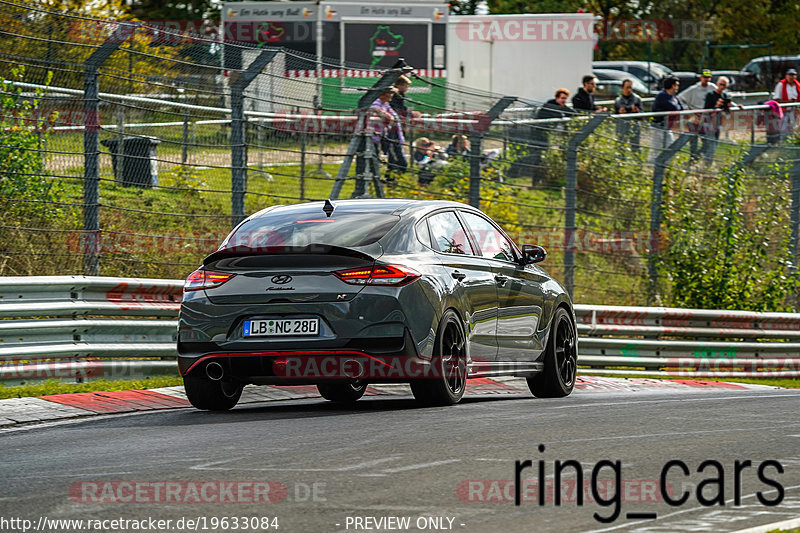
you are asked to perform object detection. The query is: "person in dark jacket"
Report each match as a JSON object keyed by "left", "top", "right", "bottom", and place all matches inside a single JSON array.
[
  {"left": 572, "top": 75, "right": 607, "bottom": 113},
  {"left": 509, "top": 89, "right": 574, "bottom": 184},
  {"left": 700, "top": 76, "right": 738, "bottom": 164},
  {"left": 613, "top": 79, "right": 643, "bottom": 151},
  {"left": 649, "top": 76, "right": 683, "bottom": 162},
  {"left": 385, "top": 76, "right": 412, "bottom": 170}
]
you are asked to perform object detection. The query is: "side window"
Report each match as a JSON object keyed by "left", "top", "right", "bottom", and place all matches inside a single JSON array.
[
  {"left": 427, "top": 211, "right": 474, "bottom": 255},
  {"left": 460, "top": 211, "right": 517, "bottom": 263},
  {"left": 629, "top": 67, "right": 648, "bottom": 81},
  {"left": 416, "top": 218, "right": 432, "bottom": 249}
]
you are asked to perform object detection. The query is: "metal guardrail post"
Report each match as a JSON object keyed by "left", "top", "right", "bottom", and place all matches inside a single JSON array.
[
  {"left": 83, "top": 28, "right": 135, "bottom": 276},
  {"left": 231, "top": 48, "right": 277, "bottom": 227},
  {"left": 648, "top": 133, "right": 690, "bottom": 304},
  {"left": 564, "top": 115, "right": 606, "bottom": 299}
]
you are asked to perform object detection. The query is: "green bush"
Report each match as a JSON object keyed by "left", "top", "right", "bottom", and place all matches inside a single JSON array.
[{"left": 0, "top": 67, "right": 69, "bottom": 224}]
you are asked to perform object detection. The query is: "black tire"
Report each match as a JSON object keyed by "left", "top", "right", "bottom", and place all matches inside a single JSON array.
[
  {"left": 317, "top": 381, "right": 367, "bottom": 403},
  {"left": 183, "top": 375, "right": 243, "bottom": 411},
  {"left": 410, "top": 309, "right": 468, "bottom": 406},
  {"left": 527, "top": 307, "right": 577, "bottom": 398}
]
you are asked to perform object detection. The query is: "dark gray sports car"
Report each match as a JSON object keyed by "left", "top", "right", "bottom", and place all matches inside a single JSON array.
[{"left": 178, "top": 199, "right": 577, "bottom": 409}]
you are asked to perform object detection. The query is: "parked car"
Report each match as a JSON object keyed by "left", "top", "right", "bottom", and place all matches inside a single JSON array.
[
  {"left": 178, "top": 199, "right": 578, "bottom": 409},
  {"left": 593, "top": 69, "right": 651, "bottom": 95},
  {"left": 742, "top": 55, "right": 800, "bottom": 91},
  {"left": 711, "top": 70, "right": 757, "bottom": 92},
  {"left": 669, "top": 70, "right": 755, "bottom": 94},
  {"left": 593, "top": 60, "right": 673, "bottom": 91},
  {"left": 670, "top": 71, "right": 702, "bottom": 94}
]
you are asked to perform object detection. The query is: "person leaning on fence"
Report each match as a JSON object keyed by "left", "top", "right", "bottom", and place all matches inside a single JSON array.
[
  {"left": 572, "top": 75, "right": 607, "bottom": 113},
  {"left": 613, "top": 79, "right": 643, "bottom": 152},
  {"left": 648, "top": 76, "right": 683, "bottom": 163},
  {"left": 772, "top": 68, "right": 799, "bottom": 142},
  {"left": 413, "top": 137, "right": 441, "bottom": 185},
  {"left": 701, "top": 76, "right": 738, "bottom": 165},
  {"left": 445, "top": 134, "right": 469, "bottom": 157},
  {"left": 679, "top": 70, "right": 717, "bottom": 161}
]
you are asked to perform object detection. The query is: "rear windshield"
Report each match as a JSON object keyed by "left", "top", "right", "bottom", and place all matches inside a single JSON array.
[{"left": 219, "top": 211, "right": 400, "bottom": 252}]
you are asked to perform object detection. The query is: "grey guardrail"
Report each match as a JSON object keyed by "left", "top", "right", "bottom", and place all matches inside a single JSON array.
[
  {"left": 0, "top": 276, "right": 181, "bottom": 383},
  {"left": 574, "top": 305, "right": 800, "bottom": 377},
  {"left": 1, "top": 277, "right": 798, "bottom": 382}
]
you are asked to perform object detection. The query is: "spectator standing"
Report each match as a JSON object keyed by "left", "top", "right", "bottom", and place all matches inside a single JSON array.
[
  {"left": 679, "top": 70, "right": 717, "bottom": 160},
  {"left": 613, "top": 79, "right": 643, "bottom": 151},
  {"left": 702, "top": 76, "right": 737, "bottom": 164},
  {"left": 387, "top": 75, "right": 413, "bottom": 170},
  {"left": 649, "top": 76, "right": 683, "bottom": 163},
  {"left": 355, "top": 87, "right": 397, "bottom": 185},
  {"left": 572, "top": 75, "right": 607, "bottom": 113},
  {"left": 772, "top": 68, "right": 799, "bottom": 142},
  {"left": 773, "top": 68, "right": 799, "bottom": 102},
  {"left": 508, "top": 89, "right": 574, "bottom": 184}
]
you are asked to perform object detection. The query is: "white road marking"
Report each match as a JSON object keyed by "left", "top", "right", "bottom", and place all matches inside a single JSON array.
[
  {"left": 381, "top": 458, "right": 461, "bottom": 473},
  {"left": 191, "top": 455, "right": 403, "bottom": 472},
  {"left": 582, "top": 483, "right": 800, "bottom": 533},
  {"left": 729, "top": 516, "right": 800, "bottom": 533}
]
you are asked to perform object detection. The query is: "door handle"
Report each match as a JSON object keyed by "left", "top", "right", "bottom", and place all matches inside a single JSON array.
[
  {"left": 451, "top": 270, "right": 466, "bottom": 281},
  {"left": 494, "top": 274, "right": 508, "bottom": 284}
]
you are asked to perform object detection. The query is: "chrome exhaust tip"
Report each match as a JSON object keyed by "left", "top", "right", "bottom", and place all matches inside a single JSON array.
[
  {"left": 205, "top": 361, "right": 224, "bottom": 381},
  {"left": 342, "top": 359, "right": 365, "bottom": 379}
]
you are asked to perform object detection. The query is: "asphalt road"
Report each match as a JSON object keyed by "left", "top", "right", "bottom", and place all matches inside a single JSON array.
[{"left": 1, "top": 386, "right": 799, "bottom": 533}]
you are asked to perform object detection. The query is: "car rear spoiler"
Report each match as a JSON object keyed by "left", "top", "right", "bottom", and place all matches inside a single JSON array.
[{"left": 202, "top": 243, "right": 376, "bottom": 266}]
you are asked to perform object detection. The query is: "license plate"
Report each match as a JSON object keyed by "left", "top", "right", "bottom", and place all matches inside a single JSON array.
[{"left": 243, "top": 318, "right": 319, "bottom": 337}]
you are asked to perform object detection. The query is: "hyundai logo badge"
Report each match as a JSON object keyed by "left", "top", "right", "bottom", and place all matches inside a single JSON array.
[{"left": 271, "top": 275, "right": 292, "bottom": 284}]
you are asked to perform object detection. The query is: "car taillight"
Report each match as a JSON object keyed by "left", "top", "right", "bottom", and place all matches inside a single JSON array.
[
  {"left": 184, "top": 269, "right": 236, "bottom": 292},
  {"left": 333, "top": 264, "right": 420, "bottom": 286}
]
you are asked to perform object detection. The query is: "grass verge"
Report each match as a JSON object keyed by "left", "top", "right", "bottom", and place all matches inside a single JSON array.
[
  {"left": 582, "top": 373, "right": 800, "bottom": 389},
  {"left": 0, "top": 377, "right": 184, "bottom": 400}
]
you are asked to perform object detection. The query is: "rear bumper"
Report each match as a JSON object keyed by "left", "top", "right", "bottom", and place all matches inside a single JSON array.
[
  {"left": 179, "top": 350, "right": 437, "bottom": 385},
  {"left": 178, "top": 328, "right": 431, "bottom": 384}
]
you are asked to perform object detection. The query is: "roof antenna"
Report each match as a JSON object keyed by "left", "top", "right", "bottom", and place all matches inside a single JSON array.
[{"left": 323, "top": 199, "right": 335, "bottom": 218}]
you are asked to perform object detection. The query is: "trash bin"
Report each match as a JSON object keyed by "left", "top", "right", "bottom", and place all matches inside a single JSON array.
[{"left": 101, "top": 136, "right": 160, "bottom": 187}]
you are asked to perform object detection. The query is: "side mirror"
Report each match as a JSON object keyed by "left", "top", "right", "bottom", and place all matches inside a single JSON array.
[{"left": 521, "top": 244, "right": 547, "bottom": 264}]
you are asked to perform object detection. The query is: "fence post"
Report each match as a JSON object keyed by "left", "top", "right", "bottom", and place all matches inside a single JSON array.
[
  {"left": 300, "top": 131, "right": 307, "bottom": 201},
  {"left": 789, "top": 158, "right": 800, "bottom": 276},
  {"left": 181, "top": 105, "right": 189, "bottom": 166},
  {"left": 468, "top": 96, "right": 515, "bottom": 209},
  {"left": 83, "top": 28, "right": 133, "bottom": 276},
  {"left": 648, "top": 133, "right": 690, "bottom": 304},
  {"left": 564, "top": 115, "right": 606, "bottom": 299},
  {"left": 115, "top": 103, "right": 124, "bottom": 183},
  {"left": 722, "top": 144, "right": 772, "bottom": 263},
  {"left": 230, "top": 48, "right": 277, "bottom": 227},
  {"left": 468, "top": 133, "right": 482, "bottom": 208}
]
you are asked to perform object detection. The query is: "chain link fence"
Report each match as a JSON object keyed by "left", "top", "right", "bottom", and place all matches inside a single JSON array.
[{"left": 2, "top": 0, "right": 799, "bottom": 310}]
